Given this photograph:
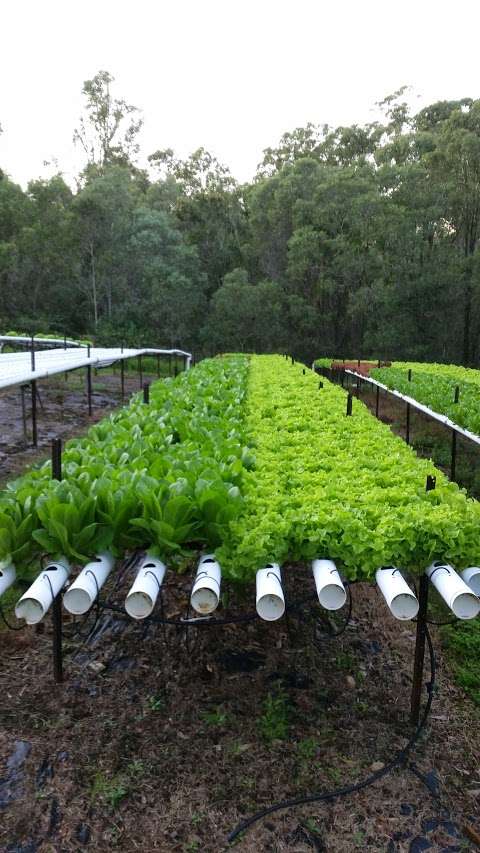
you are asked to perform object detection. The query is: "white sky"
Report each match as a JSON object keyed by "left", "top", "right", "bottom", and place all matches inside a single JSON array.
[{"left": 1, "top": 0, "right": 479, "bottom": 188}]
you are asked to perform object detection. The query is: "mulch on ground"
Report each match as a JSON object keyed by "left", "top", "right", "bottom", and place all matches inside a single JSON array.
[{"left": 1, "top": 564, "right": 479, "bottom": 852}]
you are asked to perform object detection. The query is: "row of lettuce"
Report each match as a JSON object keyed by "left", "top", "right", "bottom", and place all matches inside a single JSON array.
[
  {"left": 217, "top": 357, "right": 480, "bottom": 579},
  {"left": 0, "top": 355, "right": 250, "bottom": 580},
  {"left": 2, "top": 354, "right": 480, "bottom": 583},
  {"left": 315, "top": 357, "right": 480, "bottom": 437}
]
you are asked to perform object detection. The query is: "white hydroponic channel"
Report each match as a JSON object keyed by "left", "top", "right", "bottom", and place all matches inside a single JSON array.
[{"left": 0, "top": 347, "right": 192, "bottom": 391}]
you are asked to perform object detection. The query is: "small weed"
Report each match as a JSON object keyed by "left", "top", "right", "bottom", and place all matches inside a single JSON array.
[
  {"left": 335, "top": 651, "right": 354, "bottom": 671},
  {"left": 127, "top": 759, "right": 146, "bottom": 777},
  {"left": 297, "top": 737, "right": 319, "bottom": 761},
  {"left": 91, "top": 772, "right": 128, "bottom": 810},
  {"left": 148, "top": 695, "right": 165, "bottom": 711},
  {"left": 324, "top": 766, "right": 342, "bottom": 784},
  {"left": 201, "top": 707, "right": 228, "bottom": 726},
  {"left": 258, "top": 690, "right": 290, "bottom": 741},
  {"left": 301, "top": 818, "right": 322, "bottom": 835}
]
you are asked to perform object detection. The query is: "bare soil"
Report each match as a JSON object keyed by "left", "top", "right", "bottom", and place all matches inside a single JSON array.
[{"left": 1, "top": 565, "right": 479, "bottom": 853}]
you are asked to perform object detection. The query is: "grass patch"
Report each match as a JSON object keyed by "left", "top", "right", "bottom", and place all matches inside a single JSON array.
[{"left": 442, "top": 620, "right": 480, "bottom": 706}]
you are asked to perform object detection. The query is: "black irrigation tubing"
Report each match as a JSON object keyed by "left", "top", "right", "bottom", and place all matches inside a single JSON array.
[
  {"left": 94, "top": 588, "right": 354, "bottom": 629},
  {"left": 227, "top": 624, "right": 437, "bottom": 843},
  {"left": 0, "top": 601, "right": 26, "bottom": 631}
]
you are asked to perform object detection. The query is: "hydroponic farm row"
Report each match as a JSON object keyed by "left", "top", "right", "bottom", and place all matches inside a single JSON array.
[
  {"left": 315, "top": 357, "right": 480, "bottom": 437},
  {"left": 1, "top": 353, "right": 480, "bottom": 591}
]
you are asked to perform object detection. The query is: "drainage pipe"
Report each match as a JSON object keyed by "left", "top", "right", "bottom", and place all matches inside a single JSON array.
[
  {"left": 15, "top": 559, "right": 71, "bottom": 625},
  {"left": 426, "top": 562, "right": 480, "bottom": 619},
  {"left": 375, "top": 566, "right": 419, "bottom": 620},
  {"left": 190, "top": 555, "right": 221, "bottom": 615},
  {"left": 256, "top": 563, "right": 285, "bottom": 621},
  {"left": 125, "top": 554, "right": 166, "bottom": 619},
  {"left": 63, "top": 552, "right": 114, "bottom": 615},
  {"left": 312, "top": 559, "right": 347, "bottom": 610}
]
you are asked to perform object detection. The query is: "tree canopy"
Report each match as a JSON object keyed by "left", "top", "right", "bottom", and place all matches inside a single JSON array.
[{"left": 1, "top": 75, "right": 480, "bottom": 364}]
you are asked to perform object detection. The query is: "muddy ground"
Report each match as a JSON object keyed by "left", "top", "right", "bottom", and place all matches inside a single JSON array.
[{"left": 1, "top": 565, "right": 479, "bottom": 853}]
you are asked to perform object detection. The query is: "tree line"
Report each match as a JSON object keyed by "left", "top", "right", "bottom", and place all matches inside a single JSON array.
[{"left": 1, "top": 74, "right": 480, "bottom": 364}]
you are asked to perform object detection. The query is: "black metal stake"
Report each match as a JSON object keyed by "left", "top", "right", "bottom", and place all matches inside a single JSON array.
[
  {"left": 174, "top": 357, "right": 178, "bottom": 378},
  {"left": 20, "top": 385, "right": 28, "bottom": 443},
  {"left": 138, "top": 355, "right": 143, "bottom": 389},
  {"left": 31, "top": 380, "right": 38, "bottom": 447},
  {"left": 346, "top": 393, "right": 353, "bottom": 416},
  {"left": 451, "top": 430, "right": 457, "bottom": 481},
  {"left": 410, "top": 574, "right": 429, "bottom": 726},
  {"left": 406, "top": 403, "right": 411, "bottom": 445},
  {"left": 408, "top": 369, "right": 412, "bottom": 382},
  {"left": 86, "top": 365, "right": 92, "bottom": 416},
  {"left": 120, "top": 359, "right": 125, "bottom": 402},
  {"left": 157, "top": 354, "right": 160, "bottom": 377},
  {"left": 143, "top": 383, "right": 150, "bottom": 404},
  {"left": 454, "top": 386, "right": 459, "bottom": 404},
  {"left": 375, "top": 384, "right": 380, "bottom": 418},
  {"left": 318, "top": 381, "right": 323, "bottom": 389},
  {"left": 30, "top": 335, "right": 35, "bottom": 372},
  {"left": 168, "top": 354, "right": 172, "bottom": 376},
  {"left": 51, "top": 438, "right": 63, "bottom": 684}
]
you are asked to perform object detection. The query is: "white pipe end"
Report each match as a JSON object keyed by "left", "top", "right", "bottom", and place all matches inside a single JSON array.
[
  {"left": 15, "top": 559, "right": 70, "bottom": 625},
  {"left": 461, "top": 566, "right": 480, "bottom": 597},
  {"left": 125, "top": 555, "right": 166, "bottom": 620},
  {"left": 256, "top": 564, "right": 285, "bottom": 621},
  {"left": 375, "top": 566, "right": 419, "bottom": 620},
  {"left": 426, "top": 562, "right": 480, "bottom": 620},
  {"left": 190, "top": 554, "right": 221, "bottom": 615},
  {"left": 0, "top": 564, "right": 16, "bottom": 598},
  {"left": 312, "top": 559, "right": 346, "bottom": 610},
  {"left": 63, "top": 552, "right": 114, "bottom": 615}
]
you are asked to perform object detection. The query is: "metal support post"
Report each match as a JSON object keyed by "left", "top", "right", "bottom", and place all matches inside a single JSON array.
[
  {"left": 410, "top": 575, "right": 429, "bottom": 725},
  {"left": 157, "top": 354, "right": 160, "bottom": 377},
  {"left": 406, "top": 403, "right": 411, "bottom": 445},
  {"left": 86, "top": 365, "right": 92, "bottom": 416},
  {"left": 375, "top": 384, "right": 380, "bottom": 418},
  {"left": 143, "top": 383, "right": 150, "bottom": 404},
  {"left": 138, "top": 355, "right": 143, "bottom": 389},
  {"left": 120, "top": 359, "right": 125, "bottom": 402},
  {"left": 20, "top": 385, "right": 28, "bottom": 443},
  {"left": 31, "top": 380, "right": 38, "bottom": 447},
  {"left": 346, "top": 393, "right": 353, "bottom": 416},
  {"left": 51, "top": 438, "right": 63, "bottom": 684}
]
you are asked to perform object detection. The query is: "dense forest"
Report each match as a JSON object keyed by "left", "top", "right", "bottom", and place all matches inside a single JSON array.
[{"left": 1, "top": 73, "right": 480, "bottom": 364}]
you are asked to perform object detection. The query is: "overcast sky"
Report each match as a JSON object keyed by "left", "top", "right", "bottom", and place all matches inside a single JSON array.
[{"left": 1, "top": 0, "right": 479, "bottom": 188}]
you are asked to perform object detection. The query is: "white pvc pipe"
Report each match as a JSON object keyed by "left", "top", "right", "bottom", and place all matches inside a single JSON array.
[
  {"left": 63, "top": 552, "right": 114, "bottom": 615},
  {"left": 375, "top": 566, "right": 419, "bottom": 620},
  {"left": 312, "top": 559, "right": 347, "bottom": 610},
  {"left": 461, "top": 566, "right": 480, "bottom": 597},
  {"left": 0, "top": 564, "right": 16, "bottom": 598},
  {"left": 426, "top": 562, "right": 480, "bottom": 620},
  {"left": 15, "top": 559, "right": 71, "bottom": 625},
  {"left": 256, "top": 563, "right": 285, "bottom": 621},
  {"left": 190, "top": 554, "right": 221, "bottom": 615},
  {"left": 125, "top": 555, "right": 166, "bottom": 619}
]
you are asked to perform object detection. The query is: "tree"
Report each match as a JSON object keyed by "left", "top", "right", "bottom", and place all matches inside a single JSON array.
[{"left": 73, "top": 70, "right": 143, "bottom": 174}]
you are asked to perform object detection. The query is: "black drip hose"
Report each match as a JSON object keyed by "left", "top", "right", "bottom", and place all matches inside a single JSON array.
[{"left": 227, "top": 625, "right": 436, "bottom": 843}]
